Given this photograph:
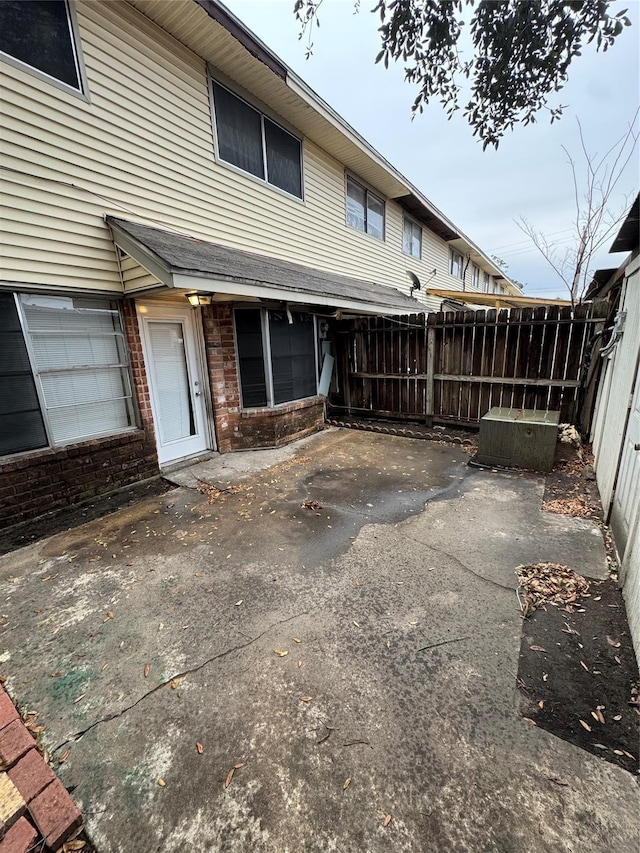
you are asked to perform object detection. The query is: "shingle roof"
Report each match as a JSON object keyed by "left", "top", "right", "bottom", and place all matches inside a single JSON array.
[{"left": 107, "top": 217, "right": 421, "bottom": 313}]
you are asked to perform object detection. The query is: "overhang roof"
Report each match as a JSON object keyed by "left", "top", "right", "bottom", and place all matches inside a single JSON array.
[
  {"left": 610, "top": 193, "right": 639, "bottom": 253},
  {"left": 425, "top": 288, "right": 572, "bottom": 309},
  {"left": 108, "top": 217, "right": 422, "bottom": 314}
]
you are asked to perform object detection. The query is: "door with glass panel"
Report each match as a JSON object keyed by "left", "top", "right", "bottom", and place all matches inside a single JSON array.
[{"left": 138, "top": 305, "right": 210, "bottom": 465}]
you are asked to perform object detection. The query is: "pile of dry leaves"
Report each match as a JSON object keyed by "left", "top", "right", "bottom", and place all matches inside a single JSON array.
[
  {"left": 516, "top": 561, "right": 590, "bottom": 617},
  {"left": 542, "top": 493, "right": 594, "bottom": 518}
]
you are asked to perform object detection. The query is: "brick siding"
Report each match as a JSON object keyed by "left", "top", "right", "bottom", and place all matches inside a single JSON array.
[
  {"left": 201, "top": 304, "right": 324, "bottom": 452},
  {"left": 0, "top": 299, "right": 159, "bottom": 530}
]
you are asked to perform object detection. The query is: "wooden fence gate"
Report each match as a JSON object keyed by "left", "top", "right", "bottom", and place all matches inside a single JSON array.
[{"left": 329, "top": 304, "right": 606, "bottom": 428}]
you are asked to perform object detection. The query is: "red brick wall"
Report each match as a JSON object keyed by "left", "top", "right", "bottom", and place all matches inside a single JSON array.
[
  {"left": 0, "top": 299, "right": 159, "bottom": 530},
  {"left": 202, "top": 304, "right": 324, "bottom": 451}
]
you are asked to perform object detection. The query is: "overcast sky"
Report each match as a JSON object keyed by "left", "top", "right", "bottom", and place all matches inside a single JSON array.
[{"left": 224, "top": 0, "right": 639, "bottom": 298}]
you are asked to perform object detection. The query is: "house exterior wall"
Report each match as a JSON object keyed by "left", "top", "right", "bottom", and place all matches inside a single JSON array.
[
  {"left": 0, "top": 0, "right": 492, "bottom": 307},
  {"left": 591, "top": 253, "right": 640, "bottom": 511},
  {"left": 591, "top": 252, "right": 640, "bottom": 664}
]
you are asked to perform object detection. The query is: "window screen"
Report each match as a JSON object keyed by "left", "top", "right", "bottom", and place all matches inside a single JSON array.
[
  {"left": 269, "top": 312, "right": 316, "bottom": 405},
  {"left": 19, "top": 295, "right": 134, "bottom": 444},
  {"left": 213, "top": 82, "right": 264, "bottom": 180},
  {"left": 0, "top": 0, "right": 81, "bottom": 91},
  {"left": 0, "top": 293, "right": 47, "bottom": 456},
  {"left": 235, "top": 309, "right": 268, "bottom": 408},
  {"left": 264, "top": 118, "right": 302, "bottom": 198}
]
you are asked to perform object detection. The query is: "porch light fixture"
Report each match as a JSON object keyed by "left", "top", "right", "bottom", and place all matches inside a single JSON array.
[{"left": 185, "top": 293, "right": 212, "bottom": 307}]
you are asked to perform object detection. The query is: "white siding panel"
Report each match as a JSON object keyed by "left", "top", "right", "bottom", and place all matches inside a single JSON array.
[{"left": 1, "top": 0, "right": 468, "bottom": 306}]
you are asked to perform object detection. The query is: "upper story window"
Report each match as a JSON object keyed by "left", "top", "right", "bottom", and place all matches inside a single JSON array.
[
  {"left": 403, "top": 217, "right": 422, "bottom": 258},
  {"left": 449, "top": 248, "right": 464, "bottom": 279},
  {"left": 471, "top": 264, "right": 480, "bottom": 289},
  {"left": 212, "top": 81, "right": 303, "bottom": 199},
  {"left": 482, "top": 271, "right": 490, "bottom": 292},
  {"left": 346, "top": 176, "right": 385, "bottom": 240},
  {"left": 0, "top": 0, "right": 86, "bottom": 95}
]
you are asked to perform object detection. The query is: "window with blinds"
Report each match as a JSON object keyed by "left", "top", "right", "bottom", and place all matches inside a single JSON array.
[
  {"left": 18, "top": 295, "right": 135, "bottom": 446},
  {"left": 235, "top": 309, "right": 317, "bottom": 408},
  {"left": 212, "top": 81, "right": 303, "bottom": 198}
]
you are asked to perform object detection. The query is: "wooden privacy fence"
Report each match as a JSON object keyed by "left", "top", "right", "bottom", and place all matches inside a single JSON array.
[{"left": 329, "top": 304, "right": 606, "bottom": 427}]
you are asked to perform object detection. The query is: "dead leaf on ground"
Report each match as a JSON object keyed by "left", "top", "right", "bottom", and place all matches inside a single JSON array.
[
  {"left": 196, "top": 742, "right": 204, "bottom": 754},
  {"left": 234, "top": 762, "right": 244, "bottom": 769},
  {"left": 73, "top": 694, "right": 85, "bottom": 704},
  {"left": 63, "top": 840, "right": 86, "bottom": 851},
  {"left": 343, "top": 778, "right": 351, "bottom": 790},
  {"left": 579, "top": 719, "right": 592, "bottom": 731},
  {"left": 235, "top": 600, "right": 243, "bottom": 606},
  {"left": 593, "top": 709, "right": 605, "bottom": 724},
  {"left": 273, "top": 649, "right": 288, "bottom": 657},
  {"left": 382, "top": 814, "right": 392, "bottom": 827},
  {"left": 300, "top": 696, "right": 312, "bottom": 702},
  {"left": 613, "top": 714, "right": 622, "bottom": 721},
  {"left": 580, "top": 660, "right": 589, "bottom": 671},
  {"left": 101, "top": 662, "right": 109, "bottom": 671},
  {"left": 144, "top": 663, "right": 150, "bottom": 678},
  {"left": 606, "top": 636, "right": 621, "bottom": 648},
  {"left": 157, "top": 778, "right": 166, "bottom": 787},
  {"left": 58, "top": 748, "right": 71, "bottom": 764},
  {"left": 224, "top": 768, "right": 235, "bottom": 788},
  {"left": 292, "top": 637, "right": 301, "bottom": 643},
  {"left": 523, "top": 717, "right": 537, "bottom": 726},
  {"left": 516, "top": 563, "right": 589, "bottom": 615},
  {"left": 169, "top": 677, "right": 182, "bottom": 689},
  {"left": 530, "top": 645, "right": 546, "bottom": 652},
  {"left": 538, "top": 700, "right": 544, "bottom": 710},
  {"left": 103, "top": 611, "right": 114, "bottom": 622},
  {"left": 298, "top": 659, "right": 302, "bottom": 668}
]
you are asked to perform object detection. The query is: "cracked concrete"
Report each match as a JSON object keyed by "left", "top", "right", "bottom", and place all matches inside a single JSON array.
[{"left": 0, "top": 429, "right": 637, "bottom": 852}]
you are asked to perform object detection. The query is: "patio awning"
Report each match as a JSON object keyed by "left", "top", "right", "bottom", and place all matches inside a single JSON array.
[
  {"left": 107, "top": 217, "right": 421, "bottom": 315},
  {"left": 425, "top": 288, "right": 572, "bottom": 309}
]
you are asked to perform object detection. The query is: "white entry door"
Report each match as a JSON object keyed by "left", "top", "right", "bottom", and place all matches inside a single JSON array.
[
  {"left": 138, "top": 304, "right": 210, "bottom": 466},
  {"left": 611, "top": 366, "right": 640, "bottom": 557}
]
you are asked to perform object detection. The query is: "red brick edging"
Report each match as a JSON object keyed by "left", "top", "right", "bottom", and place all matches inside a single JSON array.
[{"left": 0, "top": 686, "right": 82, "bottom": 851}]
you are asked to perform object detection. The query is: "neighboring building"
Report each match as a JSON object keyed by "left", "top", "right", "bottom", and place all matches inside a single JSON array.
[
  {"left": 0, "top": 0, "right": 518, "bottom": 527},
  {"left": 590, "top": 194, "right": 640, "bottom": 663}
]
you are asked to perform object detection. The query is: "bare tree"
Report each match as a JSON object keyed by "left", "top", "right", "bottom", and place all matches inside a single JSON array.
[{"left": 517, "top": 111, "right": 639, "bottom": 305}]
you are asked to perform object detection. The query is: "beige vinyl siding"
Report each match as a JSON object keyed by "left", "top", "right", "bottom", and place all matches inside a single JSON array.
[
  {"left": 1, "top": 0, "right": 458, "bottom": 306},
  {"left": 119, "top": 254, "right": 161, "bottom": 292}
]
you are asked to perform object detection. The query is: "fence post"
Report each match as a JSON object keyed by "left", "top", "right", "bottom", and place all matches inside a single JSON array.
[{"left": 426, "top": 319, "right": 435, "bottom": 427}]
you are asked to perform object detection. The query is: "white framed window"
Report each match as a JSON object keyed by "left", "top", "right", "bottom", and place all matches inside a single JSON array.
[
  {"left": 211, "top": 80, "right": 303, "bottom": 199},
  {"left": 0, "top": 0, "right": 88, "bottom": 98},
  {"left": 482, "top": 271, "right": 490, "bottom": 293},
  {"left": 403, "top": 217, "right": 422, "bottom": 259},
  {"left": 471, "top": 264, "right": 480, "bottom": 289},
  {"left": 449, "top": 248, "right": 464, "bottom": 279},
  {"left": 346, "top": 176, "right": 385, "bottom": 240},
  {"left": 235, "top": 308, "right": 318, "bottom": 408},
  {"left": 2, "top": 294, "right": 136, "bottom": 453}
]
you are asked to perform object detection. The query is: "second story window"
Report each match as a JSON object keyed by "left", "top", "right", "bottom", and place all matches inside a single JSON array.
[
  {"left": 482, "top": 271, "right": 490, "bottom": 292},
  {"left": 346, "top": 176, "right": 385, "bottom": 240},
  {"left": 403, "top": 217, "right": 422, "bottom": 258},
  {"left": 212, "top": 81, "right": 302, "bottom": 199},
  {"left": 471, "top": 264, "right": 480, "bottom": 289},
  {"left": 0, "top": 0, "right": 85, "bottom": 94},
  {"left": 449, "top": 248, "right": 464, "bottom": 279}
]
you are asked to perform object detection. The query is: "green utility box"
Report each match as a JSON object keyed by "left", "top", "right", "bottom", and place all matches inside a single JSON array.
[{"left": 476, "top": 408, "right": 560, "bottom": 472}]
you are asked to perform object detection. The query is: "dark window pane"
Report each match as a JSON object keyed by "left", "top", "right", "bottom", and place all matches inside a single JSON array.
[
  {"left": 269, "top": 312, "right": 316, "bottom": 405},
  {"left": 0, "top": 0, "right": 80, "bottom": 90},
  {"left": 235, "top": 309, "right": 267, "bottom": 408},
  {"left": 214, "top": 83, "right": 264, "bottom": 179},
  {"left": 264, "top": 118, "right": 302, "bottom": 197},
  {"left": 0, "top": 293, "right": 47, "bottom": 455},
  {"left": 366, "top": 193, "right": 384, "bottom": 239}
]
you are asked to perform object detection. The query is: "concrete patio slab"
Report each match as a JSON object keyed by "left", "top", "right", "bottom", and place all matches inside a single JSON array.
[{"left": 0, "top": 429, "right": 637, "bottom": 852}]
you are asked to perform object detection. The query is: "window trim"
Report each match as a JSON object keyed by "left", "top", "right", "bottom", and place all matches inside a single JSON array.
[
  {"left": 345, "top": 173, "right": 386, "bottom": 242},
  {"left": 11, "top": 294, "right": 137, "bottom": 451},
  {"left": 471, "top": 263, "right": 480, "bottom": 290},
  {"left": 402, "top": 215, "right": 422, "bottom": 259},
  {"left": 0, "top": 0, "right": 90, "bottom": 103},
  {"left": 234, "top": 306, "right": 319, "bottom": 410},
  {"left": 208, "top": 71, "right": 305, "bottom": 203}
]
